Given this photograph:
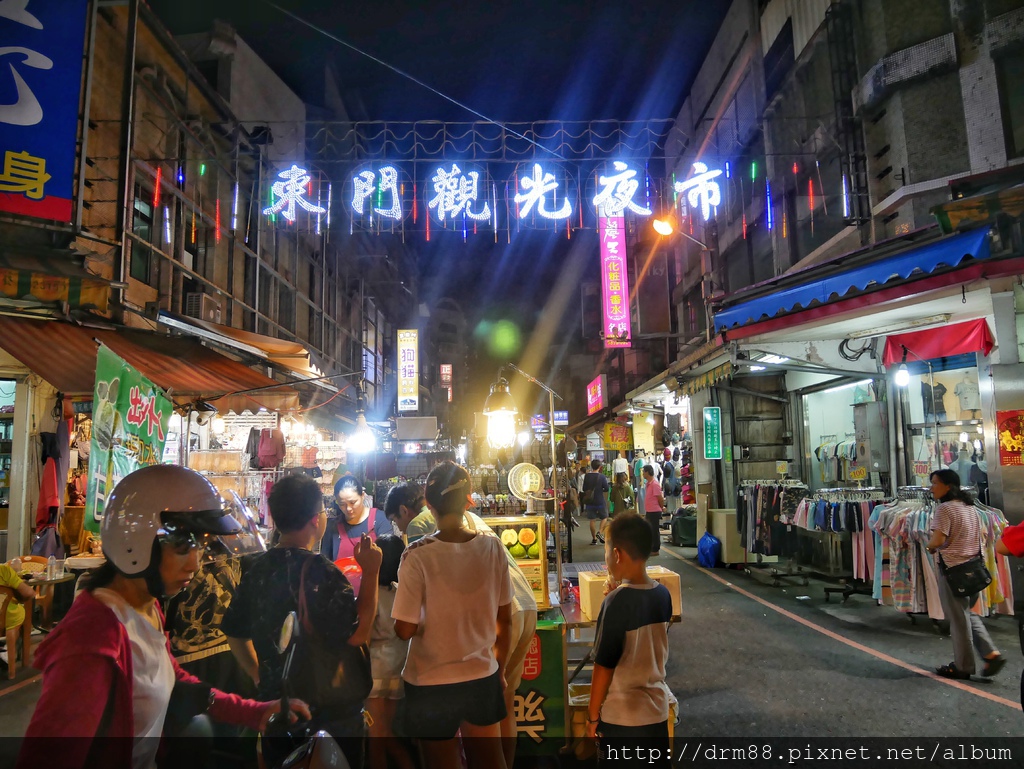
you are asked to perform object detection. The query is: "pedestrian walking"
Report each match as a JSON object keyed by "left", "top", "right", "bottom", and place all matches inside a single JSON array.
[
  {"left": 642, "top": 465, "right": 665, "bottom": 556},
  {"left": 582, "top": 459, "right": 611, "bottom": 545},
  {"left": 926, "top": 469, "right": 1006, "bottom": 679}
]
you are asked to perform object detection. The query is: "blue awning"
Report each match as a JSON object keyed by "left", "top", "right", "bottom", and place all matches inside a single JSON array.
[{"left": 714, "top": 227, "right": 992, "bottom": 332}]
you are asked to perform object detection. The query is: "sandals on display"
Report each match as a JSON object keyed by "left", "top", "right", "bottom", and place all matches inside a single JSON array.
[
  {"left": 983, "top": 655, "right": 1007, "bottom": 677},
  {"left": 935, "top": 662, "right": 971, "bottom": 680}
]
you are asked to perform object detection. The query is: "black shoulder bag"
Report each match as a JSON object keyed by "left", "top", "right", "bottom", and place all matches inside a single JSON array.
[
  {"left": 939, "top": 516, "right": 993, "bottom": 597},
  {"left": 289, "top": 556, "right": 373, "bottom": 713}
]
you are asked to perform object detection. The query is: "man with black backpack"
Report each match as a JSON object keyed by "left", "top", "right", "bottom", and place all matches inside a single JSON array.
[{"left": 581, "top": 459, "right": 611, "bottom": 545}]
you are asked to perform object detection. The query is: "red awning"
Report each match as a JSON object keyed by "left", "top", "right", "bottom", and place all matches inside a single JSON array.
[
  {"left": 0, "top": 317, "right": 300, "bottom": 413},
  {"left": 882, "top": 319, "right": 995, "bottom": 365}
]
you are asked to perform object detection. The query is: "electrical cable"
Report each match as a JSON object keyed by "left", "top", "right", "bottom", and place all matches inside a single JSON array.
[
  {"left": 838, "top": 338, "right": 874, "bottom": 362},
  {"left": 262, "top": 0, "right": 564, "bottom": 160}
]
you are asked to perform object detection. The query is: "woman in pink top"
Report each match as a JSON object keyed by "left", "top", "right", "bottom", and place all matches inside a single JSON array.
[
  {"left": 926, "top": 469, "right": 1005, "bottom": 680},
  {"left": 642, "top": 465, "right": 665, "bottom": 556}
]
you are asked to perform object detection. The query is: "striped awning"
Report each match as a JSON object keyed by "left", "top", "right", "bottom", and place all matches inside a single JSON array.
[{"left": 0, "top": 316, "right": 299, "bottom": 413}]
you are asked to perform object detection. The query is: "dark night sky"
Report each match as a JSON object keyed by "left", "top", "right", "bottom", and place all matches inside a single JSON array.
[
  {"left": 149, "top": 0, "right": 730, "bottom": 122},
  {"left": 149, "top": 0, "right": 729, "bottom": 409}
]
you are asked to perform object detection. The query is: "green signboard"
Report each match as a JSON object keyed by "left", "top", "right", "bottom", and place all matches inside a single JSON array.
[
  {"left": 85, "top": 345, "right": 172, "bottom": 531},
  {"left": 515, "top": 609, "right": 566, "bottom": 754},
  {"left": 703, "top": 406, "right": 723, "bottom": 460}
]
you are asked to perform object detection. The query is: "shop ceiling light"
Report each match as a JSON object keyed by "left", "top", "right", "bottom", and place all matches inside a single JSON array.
[
  {"left": 347, "top": 383, "right": 376, "bottom": 453},
  {"left": 749, "top": 365, "right": 767, "bottom": 372},
  {"left": 758, "top": 354, "right": 789, "bottom": 365},
  {"left": 846, "top": 314, "right": 952, "bottom": 340},
  {"left": 821, "top": 379, "right": 874, "bottom": 395}
]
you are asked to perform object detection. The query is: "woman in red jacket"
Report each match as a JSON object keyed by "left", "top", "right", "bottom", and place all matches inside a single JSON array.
[{"left": 17, "top": 465, "right": 308, "bottom": 769}]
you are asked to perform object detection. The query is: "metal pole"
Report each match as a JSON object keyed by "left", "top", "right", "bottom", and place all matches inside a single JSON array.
[
  {"left": 112, "top": 0, "right": 140, "bottom": 315},
  {"left": 929, "top": 361, "right": 938, "bottom": 472}
]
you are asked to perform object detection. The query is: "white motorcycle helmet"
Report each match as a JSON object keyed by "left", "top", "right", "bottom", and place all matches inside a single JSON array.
[{"left": 102, "top": 465, "right": 246, "bottom": 595}]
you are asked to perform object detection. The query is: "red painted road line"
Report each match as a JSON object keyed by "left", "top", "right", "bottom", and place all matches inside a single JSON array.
[
  {"left": 0, "top": 673, "right": 41, "bottom": 698},
  {"left": 663, "top": 548, "right": 1021, "bottom": 711}
]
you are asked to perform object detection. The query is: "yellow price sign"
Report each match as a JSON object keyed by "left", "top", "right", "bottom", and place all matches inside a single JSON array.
[{"left": 849, "top": 465, "right": 868, "bottom": 481}]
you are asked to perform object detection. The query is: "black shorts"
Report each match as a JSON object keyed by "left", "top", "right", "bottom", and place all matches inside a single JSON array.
[
  {"left": 585, "top": 506, "right": 608, "bottom": 520},
  {"left": 397, "top": 670, "right": 507, "bottom": 740}
]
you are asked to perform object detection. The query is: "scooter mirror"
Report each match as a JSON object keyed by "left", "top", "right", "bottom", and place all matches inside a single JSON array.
[{"left": 278, "top": 611, "right": 298, "bottom": 654}]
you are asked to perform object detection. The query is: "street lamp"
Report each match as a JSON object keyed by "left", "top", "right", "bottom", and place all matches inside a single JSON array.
[
  {"left": 484, "top": 363, "right": 566, "bottom": 576},
  {"left": 652, "top": 217, "right": 674, "bottom": 236},
  {"left": 483, "top": 376, "right": 518, "bottom": 449}
]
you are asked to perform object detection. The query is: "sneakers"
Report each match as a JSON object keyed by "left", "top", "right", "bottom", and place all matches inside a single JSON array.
[
  {"left": 597, "top": 533, "right": 605, "bottom": 544},
  {"left": 590, "top": 539, "right": 598, "bottom": 545}
]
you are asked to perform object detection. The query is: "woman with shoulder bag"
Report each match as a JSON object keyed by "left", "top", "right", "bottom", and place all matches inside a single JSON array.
[{"left": 926, "top": 469, "right": 1006, "bottom": 679}]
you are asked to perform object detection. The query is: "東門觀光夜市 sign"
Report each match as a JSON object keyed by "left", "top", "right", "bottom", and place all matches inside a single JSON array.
[{"left": 0, "top": 0, "right": 89, "bottom": 222}]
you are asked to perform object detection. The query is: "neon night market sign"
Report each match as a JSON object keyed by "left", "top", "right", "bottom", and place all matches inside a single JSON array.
[
  {"left": 674, "top": 161, "right": 722, "bottom": 221},
  {"left": 259, "top": 159, "right": 727, "bottom": 230}
]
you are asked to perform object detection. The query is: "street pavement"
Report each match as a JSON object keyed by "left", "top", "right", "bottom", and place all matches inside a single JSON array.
[{"left": 0, "top": 517, "right": 1019, "bottom": 742}]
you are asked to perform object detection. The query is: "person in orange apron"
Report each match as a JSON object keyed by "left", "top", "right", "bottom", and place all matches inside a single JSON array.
[{"left": 322, "top": 474, "right": 394, "bottom": 595}]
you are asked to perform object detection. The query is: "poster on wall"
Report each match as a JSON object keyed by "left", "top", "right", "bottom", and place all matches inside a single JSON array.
[
  {"left": 397, "top": 329, "right": 419, "bottom": 412},
  {"left": 85, "top": 345, "right": 172, "bottom": 530},
  {"left": 997, "top": 410, "right": 1024, "bottom": 466},
  {"left": 0, "top": 0, "right": 89, "bottom": 222}
]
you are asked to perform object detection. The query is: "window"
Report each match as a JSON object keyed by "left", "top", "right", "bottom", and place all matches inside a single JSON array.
[
  {"left": 131, "top": 190, "right": 155, "bottom": 283},
  {"left": 996, "top": 49, "right": 1024, "bottom": 159}
]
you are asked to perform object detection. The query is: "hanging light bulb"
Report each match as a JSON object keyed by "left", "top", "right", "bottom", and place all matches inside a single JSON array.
[
  {"left": 894, "top": 364, "right": 910, "bottom": 387},
  {"left": 483, "top": 375, "right": 518, "bottom": 449}
]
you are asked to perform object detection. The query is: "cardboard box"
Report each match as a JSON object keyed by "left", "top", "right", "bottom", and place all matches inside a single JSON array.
[{"left": 579, "top": 566, "right": 682, "bottom": 621}]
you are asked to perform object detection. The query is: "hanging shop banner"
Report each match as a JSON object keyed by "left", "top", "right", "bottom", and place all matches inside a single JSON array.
[
  {"left": 586, "top": 374, "right": 607, "bottom": 416},
  {"left": 703, "top": 406, "right": 723, "bottom": 461},
  {"left": 997, "top": 410, "right": 1024, "bottom": 466},
  {"left": 603, "top": 421, "right": 633, "bottom": 451},
  {"left": 0, "top": 0, "right": 89, "bottom": 222},
  {"left": 515, "top": 610, "right": 566, "bottom": 754},
  {"left": 680, "top": 362, "right": 733, "bottom": 397},
  {"left": 397, "top": 329, "right": 419, "bottom": 412},
  {"left": 85, "top": 345, "right": 172, "bottom": 530},
  {"left": 599, "top": 215, "right": 631, "bottom": 348},
  {"left": 0, "top": 268, "right": 109, "bottom": 311}
]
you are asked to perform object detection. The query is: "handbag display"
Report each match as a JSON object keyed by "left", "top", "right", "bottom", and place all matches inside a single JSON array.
[
  {"left": 289, "top": 556, "right": 372, "bottom": 714},
  {"left": 940, "top": 554, "right": 993, "bottom": 597}
]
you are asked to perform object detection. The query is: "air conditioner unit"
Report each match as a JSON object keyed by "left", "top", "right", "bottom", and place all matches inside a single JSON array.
[{"left": 185, "top": 293, "right": 222, "bottom": 324}]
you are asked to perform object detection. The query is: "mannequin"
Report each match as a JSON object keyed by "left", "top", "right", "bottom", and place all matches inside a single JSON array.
[
  {"left": 954, "top": 372, "right": 980, "bottom": 419},
  {"left": 947, "top": 448, "right": 975, "bottom": 487},
  {"left": 970, "top": 455, "right": 989, "bottom": 504}
]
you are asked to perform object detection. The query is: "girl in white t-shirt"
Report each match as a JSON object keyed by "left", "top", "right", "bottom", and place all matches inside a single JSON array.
[{"left": 392, "top": 461, "right": 512, "bottom": 769}]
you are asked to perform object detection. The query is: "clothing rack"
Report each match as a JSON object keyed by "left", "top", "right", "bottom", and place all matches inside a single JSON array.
[{"left": 736, "top": 479, "right": 810, "bottom": 588}]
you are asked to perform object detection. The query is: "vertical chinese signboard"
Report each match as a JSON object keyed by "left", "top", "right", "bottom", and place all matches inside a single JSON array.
[
  {"left": 515, "top": 610, "right": 566, "bottom": 754},
  {"left": 0, "top": 0, "right": 89, "bottom": 222},
  {"left": 997, "top": 410, "right": 1024, "bottom": 466},
  {"left": 398, "top": 329, "right": 419, "bottom": 412},
  {"left": 85, "top": 345, "right": 172, "bottom": 530},
  {"left": 439, "top": 363, "right": 452, "bottom": 402},
  {"left": 586, "top": 374, "right": 607, "bottom": 416},
  {"left": 599, "top": 215, "right": 632, "bottom": 348},
  {"left": 703, "top": 406, "right": 723, "bottom": 460}
]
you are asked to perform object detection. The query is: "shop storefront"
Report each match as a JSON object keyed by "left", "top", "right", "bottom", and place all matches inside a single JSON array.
[{"left": 0, "top": 316, "right": 305, "bottom": 558}]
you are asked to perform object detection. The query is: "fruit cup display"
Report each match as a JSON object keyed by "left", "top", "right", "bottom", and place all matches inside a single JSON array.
[{"left": 499, "top": 525, "right": 541, "bottom": 560}]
